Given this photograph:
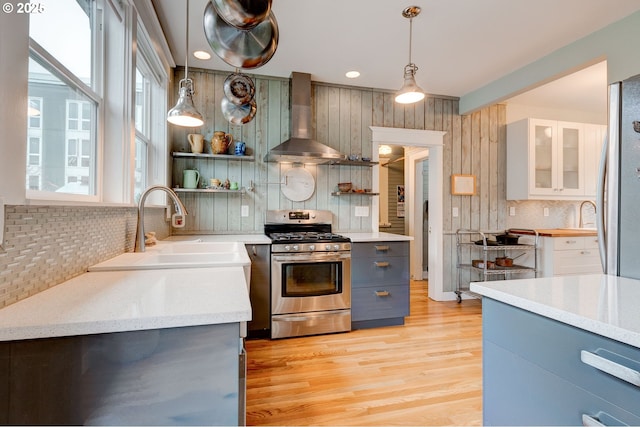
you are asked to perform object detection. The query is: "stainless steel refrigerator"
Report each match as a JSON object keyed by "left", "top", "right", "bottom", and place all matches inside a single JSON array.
[{"left": 598, "top": 73, "right": 640, "bottom": 278}]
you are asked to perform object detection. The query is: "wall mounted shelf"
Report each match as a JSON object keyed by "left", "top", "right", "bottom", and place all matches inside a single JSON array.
[
  {"left": 172, "top": 152, "right": 255, "bottom": 162},
  {"left": 327, "top": 160, "right": 378, "bottom": 167},
  {"left": 174, "top": 188, "right": 247, "bottom": 194},
  {"left": 331, "top": 191, "right": 379, "bottom": 196}
]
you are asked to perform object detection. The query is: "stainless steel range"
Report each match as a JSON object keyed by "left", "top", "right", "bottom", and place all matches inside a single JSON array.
[{"left": 265, "top": 210, "right": 351, "bottom": 339}]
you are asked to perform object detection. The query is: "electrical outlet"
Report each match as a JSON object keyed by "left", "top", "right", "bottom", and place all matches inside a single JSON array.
[
  {"left": 543, "top": 207, "right": 550, "bottom": 217},
  {"left": 452, "top": 207, "right": 459, "bottom": 218},
  {"left": 509, "top": 206, "right": 516, "bottom": 216},
  {"left": 241, "top": 205, "right": 249, "bottom": 217}
]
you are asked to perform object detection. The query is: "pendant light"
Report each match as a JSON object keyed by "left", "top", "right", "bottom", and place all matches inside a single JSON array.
[
  {"left": 167, "top": 0, "right": 204, "bottom": 127},
  {"left": 394, "top": 6, "right": 425, "bottom": 104}
]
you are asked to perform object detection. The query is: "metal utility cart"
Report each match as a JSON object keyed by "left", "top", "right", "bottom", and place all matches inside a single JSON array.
[{"left": 455, "top": 229, "right": 538, "bottom": 303}]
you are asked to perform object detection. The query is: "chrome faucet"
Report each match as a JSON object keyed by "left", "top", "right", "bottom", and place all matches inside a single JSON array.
[
  {"left": 578, "top": 200, "right": 596, "bottom": 228},
  {"left": 135, "top": 185, "right": 188, "bottom": 252}
]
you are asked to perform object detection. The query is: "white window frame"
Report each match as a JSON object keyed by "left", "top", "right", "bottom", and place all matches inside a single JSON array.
[{"left": 26, "top": 0, "right": 103, "bottom": 203}]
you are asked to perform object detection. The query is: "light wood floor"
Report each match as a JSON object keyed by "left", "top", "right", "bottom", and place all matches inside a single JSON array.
[{"left": 245, "top": 281, "right": 483, "bottom": 426}]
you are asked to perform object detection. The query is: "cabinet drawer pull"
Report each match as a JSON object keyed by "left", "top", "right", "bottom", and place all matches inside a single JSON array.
[
  {"left": 566, "top": 240, "right": 578, "bottom": 244},
  {"left": 374, "top": 245, "right": 390, "bottom": 252},
  {"left": 374, "top": 261, "right": 389, "bottom": 268},
  {"left": 581, "top": 414, "right": 605, "bottom": 427},
  {"left": 374, "top": 290, "right": 390, "bottom": 297},
  {"left": 580, "top": 350, "right": 640, "bottom": 387}
]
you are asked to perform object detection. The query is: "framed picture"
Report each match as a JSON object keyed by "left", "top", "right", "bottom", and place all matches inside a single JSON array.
[
  {"left": 451, "top": 174, "right": 476, "bottom": 195},
  {"left": 397, "top": 185, "right": 405, "bottom": 217}
]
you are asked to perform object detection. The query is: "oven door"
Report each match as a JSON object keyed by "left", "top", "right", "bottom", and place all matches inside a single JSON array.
[{"left": 271, "top": 251, "right": 351, "bottom": 315}]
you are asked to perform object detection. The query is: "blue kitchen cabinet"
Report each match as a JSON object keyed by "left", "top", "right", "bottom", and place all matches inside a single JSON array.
[
  {"left": 0, "top": 323, "right": 243, "bottom": 426},
  {"left": 483, "top": 297, "right": 640, "bottom": 425},
  {"left": 351, "top": 241, "right": 410, "bottom": 329}
]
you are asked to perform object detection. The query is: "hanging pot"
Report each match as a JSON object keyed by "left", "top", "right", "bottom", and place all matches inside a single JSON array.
[
  {"left": 221, "top": 97, "right": 257, "bottom": 125},
  {"left": 203, "top": 1, "right": 278, "bottom": 69},
  {"left": 211, "top": 0, "right": 272, "bottom": 30},
  {"left": 223, "top": 72, "right": 255, "bottom": 105}
]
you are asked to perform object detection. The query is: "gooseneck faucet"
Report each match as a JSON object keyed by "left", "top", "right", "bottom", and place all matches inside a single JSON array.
[
  {"left": 579, "top": 200, "right": 597, "bottom": 229},
  {"left": 135, "top": 185, "right": 188, "bottom": 252}
]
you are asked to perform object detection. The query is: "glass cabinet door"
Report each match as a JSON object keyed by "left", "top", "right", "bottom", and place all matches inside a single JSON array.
[
  {"left": 532, "top": 121, "right": 555, "bottom": 193},
  {"left": 557, "top": 122, "right": 584, "bottom": 195}
]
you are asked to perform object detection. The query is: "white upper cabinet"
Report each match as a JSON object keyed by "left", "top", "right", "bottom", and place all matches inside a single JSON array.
[
  {"left": 507, "top": 118, "right": 603, "bottom": 200},
  {"left": 583, "top": 123, "right": 607, "bottom": 196}
]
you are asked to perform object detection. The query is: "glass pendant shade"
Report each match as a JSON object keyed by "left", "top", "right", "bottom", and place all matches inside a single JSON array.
[
  {"left": 395, "top": 64, "right": 425, "bottom": 104},
  {"left": 167, "top": 79, "right": 204, "bottom": 127}
]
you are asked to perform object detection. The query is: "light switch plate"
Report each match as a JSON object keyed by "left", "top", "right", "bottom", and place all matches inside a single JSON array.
[
  {"left": 241, "top": 205, "right": 249, "bottom": 217},
  {"left": 452, "top": 207, "right": 459, "bottom": 218},
  {"left": 509, "top": 206, "right": 516, "bottom": 216},
  {"left": 543, "top": 207, "right": 550, "bottom": 217}
]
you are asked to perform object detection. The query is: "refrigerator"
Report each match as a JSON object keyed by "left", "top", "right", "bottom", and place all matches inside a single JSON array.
[{"left": 598, "top": 73, "right": 640, "bottom": 278}]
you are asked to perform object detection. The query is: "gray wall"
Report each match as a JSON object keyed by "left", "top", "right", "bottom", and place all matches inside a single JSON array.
[{"left": 170, "top": 68, "right": 508, "bottom": 293}]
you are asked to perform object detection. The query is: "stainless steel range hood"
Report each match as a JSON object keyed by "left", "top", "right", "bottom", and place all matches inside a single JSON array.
[{"left": 264, "top": 72, "right": 346, "bottom": 163}]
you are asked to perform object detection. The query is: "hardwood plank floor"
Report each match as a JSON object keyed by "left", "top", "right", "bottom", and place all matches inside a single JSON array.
[{"left": 245, "top": 281, "right": 483, "bottom": 426}]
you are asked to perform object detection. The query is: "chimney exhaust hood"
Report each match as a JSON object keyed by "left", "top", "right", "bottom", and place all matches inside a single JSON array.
[{"left": 264, "top": 72, "right": 346, "bottom": 163}]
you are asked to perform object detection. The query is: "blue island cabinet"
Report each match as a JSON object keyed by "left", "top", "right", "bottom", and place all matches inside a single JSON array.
[
  {"left": 482, "top": 298, "right": 640, "bottom": 426},
  {"left": 0, "top": 323, "right": 243, "bottom": 426},
  {"left": 351, "top": 241, "right": 410, "bottom": 329}
]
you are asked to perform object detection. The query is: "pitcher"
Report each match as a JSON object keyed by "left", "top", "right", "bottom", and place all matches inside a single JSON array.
[
  {"left": 188, "top": 133, "right": 204, "bottom": 153},
  {"left": 183, "top": 169, "right": 200, "bottom": 189},
  {"left": 211, "top": 131, "right": 233, "bottom": 154}
]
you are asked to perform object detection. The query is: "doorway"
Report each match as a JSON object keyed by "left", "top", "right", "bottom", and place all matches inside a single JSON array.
[{"left": 369, "top": 127, "right": 446, "bottom": 300}]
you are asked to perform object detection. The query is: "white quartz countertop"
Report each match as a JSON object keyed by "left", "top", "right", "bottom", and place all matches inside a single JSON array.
[
  {"left": 0, "top": 267, "right": 251, "bottom": 342},
  {"left": 342, "top": 232, "right": 413, "bottom": 242},
  {"left": 166, "top": 234, "right": 272, "bottom": 244},
  {"left": 470, "top": 274, "right": 640, "bottom": 348}
]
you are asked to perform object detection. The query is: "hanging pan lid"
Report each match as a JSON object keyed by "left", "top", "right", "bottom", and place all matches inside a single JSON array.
[{"left": 203, "top": 1, "right": 279, "bottom": 69}]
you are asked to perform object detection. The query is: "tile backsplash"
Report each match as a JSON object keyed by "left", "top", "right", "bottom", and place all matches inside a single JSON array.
[{"left": 0, "top": 205, "right": 169, "bottom": 309}]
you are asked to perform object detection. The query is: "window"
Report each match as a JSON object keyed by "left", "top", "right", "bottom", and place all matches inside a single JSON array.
[
  {"left": 27, "top": 0, "right": 101, "bottom": 197},
  {"left": 133, "top": 25, "right": 168, "bottom": 203},
  {"left": 134, "top": 67, "right": 150, "bottom": 200}
]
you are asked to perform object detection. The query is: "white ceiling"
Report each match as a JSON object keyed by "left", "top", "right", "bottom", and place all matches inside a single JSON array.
[{"left": 151, "top": 0, "right": 640, "bottom": 114}]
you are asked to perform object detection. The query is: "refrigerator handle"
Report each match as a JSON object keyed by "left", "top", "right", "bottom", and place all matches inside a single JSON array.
[{"left": 596, "top": 133, "right": 608, "bottom": 273}]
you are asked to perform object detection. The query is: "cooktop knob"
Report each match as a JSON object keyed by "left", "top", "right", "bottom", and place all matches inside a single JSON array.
[
  {"left": 284, "top": 245, "right": 291, "bottom": 251},
  {"left": 293, "top": 245, "right": 300, "bottom": 251},
  {"left": 333, "top": 244, "right": 340, "bottom": 251},
  {"left": 308, "top": 244, "right": 316, "bottom": 251},
  {"left": 325, "top": 244, "right": 331, "bottom": 250}
]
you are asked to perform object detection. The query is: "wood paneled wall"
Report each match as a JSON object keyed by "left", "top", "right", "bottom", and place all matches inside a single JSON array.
[{"left": 170, "top": 68, "right": 507, "bottom": 292}]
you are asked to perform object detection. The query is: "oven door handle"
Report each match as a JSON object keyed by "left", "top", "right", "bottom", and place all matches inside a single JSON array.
[{"left": 272, "top": 253, "right": 351, "bottom": 263}]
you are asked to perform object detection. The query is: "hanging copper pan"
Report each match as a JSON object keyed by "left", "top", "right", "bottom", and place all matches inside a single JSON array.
[{"left": 203, "top": 1, "right": 279, "bottom": 69}]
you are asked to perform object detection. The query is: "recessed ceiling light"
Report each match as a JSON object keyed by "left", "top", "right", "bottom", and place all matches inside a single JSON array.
[
  {"left": 345, "top": 70, "right": 360, "bottom": 79},
  {"left": 193, "top": 50, "right": 211, "bottom": 60}
]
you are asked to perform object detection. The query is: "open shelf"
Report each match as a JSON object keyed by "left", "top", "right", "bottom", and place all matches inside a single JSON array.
[{"left": 172, "top": 152, "right": 255, "bottom": 161}]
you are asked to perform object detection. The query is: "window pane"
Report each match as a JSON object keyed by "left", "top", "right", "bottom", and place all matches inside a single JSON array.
[
  {"left": 134, "top": 136, "right": 147, "bottom": 201},
  {"left": 135, "top": 68, "right": 149, "bottom": 136},
  {"left": 29, "top": 0, "right": 93, "bottom": 87},
  {"left": 27, "top": 55, "right": 97, "bottom": 195}
]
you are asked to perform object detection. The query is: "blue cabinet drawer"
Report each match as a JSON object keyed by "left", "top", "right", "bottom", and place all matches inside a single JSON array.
[
  {"left": 351, "top": 256, "right": 409, "bottom": 287},
  {"left": 484, "top": 298, "right": 640, "bottom": 416},
  {"left": 352, "top": 242, "right": 409, "bottom": 259},
  {"left": 484, "top": 341, "right": 640, "bottom": 426},
  {"left": 351, "top": 285, "right": 409, "bottom": 322}
]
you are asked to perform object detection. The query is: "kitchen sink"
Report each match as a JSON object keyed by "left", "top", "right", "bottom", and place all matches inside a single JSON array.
[
  {"left": 155, "top": 241, "right": 244, "bottom": 254},
  {"left": 88, "top": 242, "right": 250, "bottom": 271}
]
